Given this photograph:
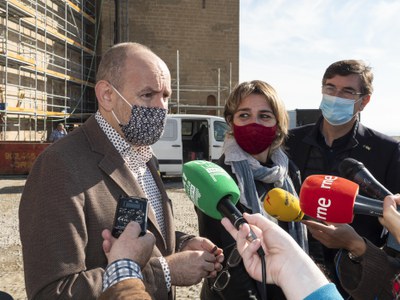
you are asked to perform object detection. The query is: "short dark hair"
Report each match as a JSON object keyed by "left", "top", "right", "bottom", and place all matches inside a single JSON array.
[{"left": 322, "top": 59, "right": 373, "bottom": 95}]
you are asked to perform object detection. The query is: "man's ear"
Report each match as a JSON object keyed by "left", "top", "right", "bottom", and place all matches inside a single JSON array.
[
  {"left": 95, "top": 80, "right": 114, "bottom": 112},
  {"left": 360, "top": 95, "right": 371, "bottom": 111}
]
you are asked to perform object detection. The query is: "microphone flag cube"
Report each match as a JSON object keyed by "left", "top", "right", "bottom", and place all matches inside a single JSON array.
[
  {"left": 182, "top": 160, "right": 240, "bottom": 219},
  {"left": 299, "top": 175, "right": 359, "bottom": 223}
]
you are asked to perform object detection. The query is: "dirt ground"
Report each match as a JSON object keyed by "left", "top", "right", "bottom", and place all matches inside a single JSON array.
[{"left": 0, "top": 176, "right": 202, "bottom": 300}]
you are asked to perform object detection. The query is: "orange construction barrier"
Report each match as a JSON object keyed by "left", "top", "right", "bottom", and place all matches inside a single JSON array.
[{"left": 0, "top": 142, "right": 50, "bottom": 175}]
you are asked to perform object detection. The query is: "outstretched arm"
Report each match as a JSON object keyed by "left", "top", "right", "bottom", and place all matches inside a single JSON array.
[{"left": 221, "top": 213, "right": 335, "bottom": 300}]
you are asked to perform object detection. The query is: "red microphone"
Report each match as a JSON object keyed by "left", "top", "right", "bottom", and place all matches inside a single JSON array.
[{"left": 299, "top": 175, "right": 383, "bottom": 223}]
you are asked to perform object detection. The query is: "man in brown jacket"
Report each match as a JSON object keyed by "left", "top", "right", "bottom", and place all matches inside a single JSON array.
[{"left": 19, "top": 42, "right": 223, "bottom": 299}]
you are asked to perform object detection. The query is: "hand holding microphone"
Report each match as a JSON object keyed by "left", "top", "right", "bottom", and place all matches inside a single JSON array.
[
  {"left": 183, "top": 161, "right": 343, "bottom": 298},
  {"left": 380, "top": 194, "right": 400, "bottom": 243},
  {"left": 221, "top": 213, "right": 334, "bottom": 300},
  {"left": 339, "top": 157, "right": 400, "bottom": 250},
  {"left": 302, "top": 220, "right": 367, "bottom": 254},
  {"left": 183, "top": 160, "right": 265, "bottom": 257}
]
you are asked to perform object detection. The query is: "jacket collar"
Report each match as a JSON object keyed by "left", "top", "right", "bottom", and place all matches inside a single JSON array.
[
  {"left": 303, "top": 116, "right": 359, "bottom": 151},
  {"left": 82, "top": 115, "right": 171, "bottom": 250},
  {"left": 82, "top": 115, "right": 144, "bottom": 198}
]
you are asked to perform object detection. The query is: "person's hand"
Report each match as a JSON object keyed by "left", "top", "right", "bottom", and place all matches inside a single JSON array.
[
  {"left": 221, "top": 213, "right": 298, "bottom": 284},
  {"left": 102, "top": 221, "right": 155, "bottom": 267},
  {"left": 379, "top": 194, "right": 400, "bottom": 243},
  {"left": 181, "top": 236, "right": 224, "bottom": 278},
  {"left": 166, "top": 246, "right": 221, "bottom": 286},
  {"left": 302, "top": 220, "right": 366, "bottom": 256},
  {"left": 221, "top": 213, "right": 328, "bottom": 300}
]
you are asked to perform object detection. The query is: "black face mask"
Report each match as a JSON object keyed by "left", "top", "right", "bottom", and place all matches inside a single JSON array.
[
  {"left": 119, "top": 104, "right": 167, "bottom": 146},
  {"left": 111, "top": 86, "right": 167, "bottom": 146}
]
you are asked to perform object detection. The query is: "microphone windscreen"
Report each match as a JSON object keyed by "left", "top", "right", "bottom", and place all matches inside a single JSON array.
[
  {"left": 263, "top": 188, "right": 304, "bottom": 222},
  {"left": 338, "top": 158, "right": 364, "bottom": 179},
  {"left": 339, "top": 157, "right": 392, "bottom": 200},
  {"left": 182, "top": 160, "right": 240, "bottom": 219},
  {"left": 299, "top": 175, "right": 359, "bottom": 223}
]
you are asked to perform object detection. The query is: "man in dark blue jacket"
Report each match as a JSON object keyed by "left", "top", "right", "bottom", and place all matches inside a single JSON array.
[{"left": 286, "top": 59, "right": 400, "bottom": 297}]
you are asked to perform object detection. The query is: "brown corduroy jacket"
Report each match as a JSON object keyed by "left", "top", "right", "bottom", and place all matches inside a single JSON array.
[
  {"left": 98, "top": 278, "right": 151, "bottom": 300},
  {"left": 335, "top": 239, "right": 400, "bottom": 299},
  {"left": 19, "top": 115, "right": 186, "bottom": 300}
]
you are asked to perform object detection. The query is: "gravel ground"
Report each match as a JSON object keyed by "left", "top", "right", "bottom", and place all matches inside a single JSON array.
[{"left": 0, "top": 176, "right": 202, "bottom": 300}]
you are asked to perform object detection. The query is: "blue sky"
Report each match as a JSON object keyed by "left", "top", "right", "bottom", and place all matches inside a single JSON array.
[{"left": 240, "top": 0, "right": 400, "bottom": 136}]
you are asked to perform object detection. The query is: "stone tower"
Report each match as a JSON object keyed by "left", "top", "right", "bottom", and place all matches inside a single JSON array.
[{"left": 97, "top": 0, "right": 239, "bottom": 115}]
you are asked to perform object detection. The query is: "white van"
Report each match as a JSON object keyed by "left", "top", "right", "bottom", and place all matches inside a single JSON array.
[{"left": 152, "top": 114, "right": 229, "bottom": 176}]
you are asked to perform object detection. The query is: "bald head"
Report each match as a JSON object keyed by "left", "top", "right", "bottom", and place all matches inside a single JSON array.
[
  {"left": 96, "top": 43, "right": 163, "bottom": 90},
  {"left": 94, "top": 42, "right": 171, "bottom": 136}
]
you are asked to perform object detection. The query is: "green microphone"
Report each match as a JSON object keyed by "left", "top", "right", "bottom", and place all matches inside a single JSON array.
[
  {"left": 183, "top": 160, "right": 240, "bottom": 220},
  {"left": 183, "top": 160, "right": 265, "bottom": 256}
]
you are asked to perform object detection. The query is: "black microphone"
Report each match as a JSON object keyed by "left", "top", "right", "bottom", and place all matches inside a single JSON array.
[
  {"left": 339, "top": 158, "right": 400, "bottom": 250},
  {"left": 339, "top": 158, "right": 392, "bottom": 199},
  {"left": 182, "top": 160, "right": 265, "bottom": 257}
]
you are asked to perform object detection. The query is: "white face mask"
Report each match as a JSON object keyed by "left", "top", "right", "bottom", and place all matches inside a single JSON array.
[
  {"left": 319, "top": 94, "right": 362, "bottom": 126},
  {"left": 111, "top": 85, "right": 167, "bottom": 146}
]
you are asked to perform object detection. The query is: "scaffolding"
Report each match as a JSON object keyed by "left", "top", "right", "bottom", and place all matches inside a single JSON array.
[
  {"left": 0, "top": 0, "right": 97, "bottom": 141},
  {"left": 169, "top": 50, "right": 232, "bottom": 116}
]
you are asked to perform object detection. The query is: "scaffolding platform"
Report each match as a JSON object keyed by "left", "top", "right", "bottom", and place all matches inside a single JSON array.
[{"left": 0, "top": 0, "right": 97, "bottom": 143}]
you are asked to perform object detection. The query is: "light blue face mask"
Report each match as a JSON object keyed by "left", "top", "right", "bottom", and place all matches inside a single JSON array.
[{"left": 319, "top": 94, "right": 362, "bottom": 126}]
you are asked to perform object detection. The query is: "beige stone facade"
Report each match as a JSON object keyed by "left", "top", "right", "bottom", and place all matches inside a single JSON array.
[{"left": 98, "top": 0, "right": 239, "bottom": 115}]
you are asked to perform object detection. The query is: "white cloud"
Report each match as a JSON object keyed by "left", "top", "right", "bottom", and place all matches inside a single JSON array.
[{"left": 240, "top": 0, "right": 400, "bottom": 135}]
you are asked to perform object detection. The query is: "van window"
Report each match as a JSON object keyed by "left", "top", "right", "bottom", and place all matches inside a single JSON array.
[
  {"left": 214, "top": 121, "right": 228, "bottom": 142},
  {"left": 160, "top": 119, "right": 178, "bottom": 141},
  {"left": 182, "top": 121, "right": 193, "bottom": 136}
]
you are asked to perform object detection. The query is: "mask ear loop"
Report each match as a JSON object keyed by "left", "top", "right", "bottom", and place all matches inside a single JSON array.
[
  {"left": 356, "top": 96, "right": 365, "bottom": 112},
  {"left": 111, "top": 110, "right": 122, "bottom": 125},
  {"left": 351, "top": 97, "right": 365, "bottom": 123},
  {"left": 110, "top": 84, "right": 132, "bottom": 125},
  {"left": 110, "top": 85, "right": 133, "bottom": 108}
]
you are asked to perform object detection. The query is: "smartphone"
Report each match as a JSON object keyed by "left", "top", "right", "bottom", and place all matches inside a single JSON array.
[{"left": 112, "top": 196, "right": 149, "bottom": 238}]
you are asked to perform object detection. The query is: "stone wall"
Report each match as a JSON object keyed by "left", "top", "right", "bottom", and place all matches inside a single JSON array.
[{"left": 98, "top": 0, "right": 239, "bottom": 114}]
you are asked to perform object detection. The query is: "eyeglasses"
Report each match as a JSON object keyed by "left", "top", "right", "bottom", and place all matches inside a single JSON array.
[
  {"left": 211, "top": 246, "right": 242, "bottom": 292},
  {"left": 322, "top": 84, "right": 365, "bottom": 100}
]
